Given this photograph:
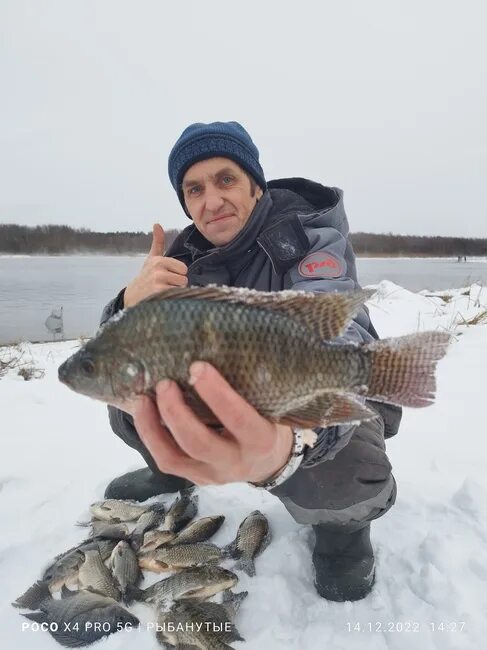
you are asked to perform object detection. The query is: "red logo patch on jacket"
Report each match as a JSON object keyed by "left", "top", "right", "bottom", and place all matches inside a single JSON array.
[{"left": 298, "top": 251, "right": 345, "bottom": 278}]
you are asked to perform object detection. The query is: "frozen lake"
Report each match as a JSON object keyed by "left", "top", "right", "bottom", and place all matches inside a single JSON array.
[{"left": 0, "top": 255, "right": 486, "bottom": 345}]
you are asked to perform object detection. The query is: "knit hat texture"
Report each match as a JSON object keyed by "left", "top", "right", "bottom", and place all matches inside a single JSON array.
[{"left": 168, "top": 121, "right": 266, "bottom": 209}]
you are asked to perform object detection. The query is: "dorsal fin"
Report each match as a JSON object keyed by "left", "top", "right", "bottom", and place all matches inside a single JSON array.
[{"left": 140, "top": 285, "right": 374, "bottom": 341}]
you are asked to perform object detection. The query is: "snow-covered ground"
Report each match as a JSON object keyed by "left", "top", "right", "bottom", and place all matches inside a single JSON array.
[{"left": 1, "top": 281, "right": 486, "bottom": 650}]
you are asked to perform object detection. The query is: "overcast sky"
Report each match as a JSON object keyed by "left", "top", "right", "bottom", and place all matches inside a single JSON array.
[{"left": 1, "top": 0, "right": 486, "bottom": 237}]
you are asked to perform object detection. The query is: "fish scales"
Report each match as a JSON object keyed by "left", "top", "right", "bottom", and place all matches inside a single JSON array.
[
  {"left": 171, "top": 516, "right": 225, "bottom": 545},
  {"left": 128, "top": 566, "right": 237, "bottom": 608},
  {"left": 229, "top": 511, "right": 271, "bottom": 576},
  {"left": 78, "top": 548, "right": 121, "bottom": 600},
  {"left": 58, "top": 286, "right": 451, "bottom": 429},
  {"left": 139, "top": 542, "right": 223, "bottom": 571},
  {"left": 109, "top": 541, "right": 141, "bottom": 596},
  {"left": 157, "top": 601, "right": 239, "bottom": 649}
]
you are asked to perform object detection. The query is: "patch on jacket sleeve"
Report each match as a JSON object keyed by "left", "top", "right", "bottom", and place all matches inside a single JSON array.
[{"left": 298, "top": 251, "right": 345, "bottom": 278}]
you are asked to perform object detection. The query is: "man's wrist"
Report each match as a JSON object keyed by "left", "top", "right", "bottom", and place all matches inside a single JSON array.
[
  {"left": 250, "top": 429, "right": 306, "bottom": 490},
  {"left": 250, "top": 426, "right": 293, "bottom": 484}
]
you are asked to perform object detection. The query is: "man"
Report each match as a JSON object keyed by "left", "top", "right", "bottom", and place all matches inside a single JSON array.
[{"left": 100, "top": 121, "right": 401, "bottom": 602}]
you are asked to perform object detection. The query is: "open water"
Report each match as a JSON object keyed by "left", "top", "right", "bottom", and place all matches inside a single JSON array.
[{"left": 0, "top": 255, "right": 485, "bottom": 345}]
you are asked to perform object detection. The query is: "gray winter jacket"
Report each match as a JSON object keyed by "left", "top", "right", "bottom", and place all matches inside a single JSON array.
[{"left": 101, "top": 178, "right": 401, "bottom": 469}]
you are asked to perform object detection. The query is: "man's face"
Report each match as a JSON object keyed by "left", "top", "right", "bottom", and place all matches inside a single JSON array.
[{"left": 181, "top": 157, "right": 263, "bottom": 246}]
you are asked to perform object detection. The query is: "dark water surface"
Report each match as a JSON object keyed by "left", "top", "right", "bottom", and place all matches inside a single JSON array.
[{"left": 0, "top": 255, "right": 485, "bottom": 345}]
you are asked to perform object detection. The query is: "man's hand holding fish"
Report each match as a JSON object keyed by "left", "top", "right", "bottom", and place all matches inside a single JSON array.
[{"left": 132, "top": 361, "right": 294, "bottom": 486}]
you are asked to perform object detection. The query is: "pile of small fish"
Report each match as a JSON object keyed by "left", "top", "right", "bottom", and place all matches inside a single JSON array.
[{"left": 12, "top": 488, "right": 271, "bottom": 649}]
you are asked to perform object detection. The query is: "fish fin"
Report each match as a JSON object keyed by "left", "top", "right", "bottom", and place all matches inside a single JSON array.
[
  {"left": 148, "top": 502, "right": 166, "bottom": 515},
  {"left": 22, "top": 611, "right": 47, "bottom": 623},
  {"left": 259, "top": 526, "right": 272, "bottom": 556},
  {"left": 60, "top": 585, "right": 76, "bottom": 599},
  {"left": 234, "top": 556, "right": 256, "bottom": 577},
  {"left": 142, "top": 285, "right": 373, "bottom": 340},
  {"left": 180, "top": 486, "right": 198, "bottom": 500},
  {"left": 221, "top": 539, "right": 239, "bottom": 559},
  {"left": 129, "top": 533, "right": 143, "bottom": 552},
  {"left": 365, "top": 331, "right": 451, "bottom": 407},
  {"left": 12, "top": 580, "right": 51, "bottom": 610},
  {"left": 123, "top": 584, "right": 144, "bottom": 605},
  {"left": 280, "top": 392, "right": 378, "bottom": 429},
  {"left": 221, "top": 589, "right": 248, "bottom": 616}
]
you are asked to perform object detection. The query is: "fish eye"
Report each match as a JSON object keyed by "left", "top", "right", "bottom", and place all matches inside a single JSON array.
[{"left": 80, "top": 357, "right": 96, "bottom": 376}]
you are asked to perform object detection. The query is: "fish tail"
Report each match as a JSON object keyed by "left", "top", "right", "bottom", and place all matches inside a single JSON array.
[
  {"left": 22, "top": 611, "right": 47, "bottom": 623},
  {"left": 365, "top": 331, "right": 451, "bottom": 407},
  {"left": 12, "top": 580, "right": 51, "bottom": 610},
  {"left": 234, "top": 556, "right": 256, "bottom": 577},
  {"left": 222, "top": 589, "right": 248, "bottom": 615}
]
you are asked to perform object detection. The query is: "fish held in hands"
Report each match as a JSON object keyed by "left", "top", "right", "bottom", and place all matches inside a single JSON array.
[{"left": 58, "top": 285, "right": 451, "bottom": 430}]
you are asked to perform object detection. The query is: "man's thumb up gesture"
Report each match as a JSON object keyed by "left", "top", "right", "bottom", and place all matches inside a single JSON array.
[{"left": 124, "top": 224, "right": 188, "bottom": 308}]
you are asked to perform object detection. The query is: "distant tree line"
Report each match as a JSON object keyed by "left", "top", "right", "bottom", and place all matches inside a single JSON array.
[
  {"left": 0, "top": 224, "right": 486, "bottom": 257},
  {"left": 0, "top": 224, "right": 180, "bottom": 254},
  {"left": 350, "top": 232, "right": 487, "bottom": 257}
]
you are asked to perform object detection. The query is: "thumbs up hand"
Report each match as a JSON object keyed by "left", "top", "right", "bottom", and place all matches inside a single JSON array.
[{"left": 123, "top": 224, "right": 188, "bottom": 308}]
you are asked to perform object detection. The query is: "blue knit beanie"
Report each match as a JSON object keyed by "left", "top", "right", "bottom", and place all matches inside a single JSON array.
[{"left": 168, "top": 121, "right": 266, "bottom": 210}]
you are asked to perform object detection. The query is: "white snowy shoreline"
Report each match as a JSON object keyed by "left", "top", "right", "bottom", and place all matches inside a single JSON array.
[{"left": 1, "top": 280, "right": 487, "bottom": 650}]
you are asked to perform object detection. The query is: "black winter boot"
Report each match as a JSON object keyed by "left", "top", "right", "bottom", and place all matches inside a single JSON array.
[
  {"left": 312, "top": 524, "right": 375, "bottom": 602},
  {"left": 104, "top": 467, "right": 194, "bottom": 501}
]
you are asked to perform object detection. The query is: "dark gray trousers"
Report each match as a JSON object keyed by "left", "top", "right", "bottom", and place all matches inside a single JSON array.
[
  {"left": 107, "top": 407, "right": 396, "bottom": 532},
  {"left": 271, "top": 416, "right": 397, "bottom": 532}
]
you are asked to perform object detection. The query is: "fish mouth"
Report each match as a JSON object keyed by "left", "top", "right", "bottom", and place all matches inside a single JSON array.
[{"left": 57, "top": 360, "right": 71, "bottom": 386}]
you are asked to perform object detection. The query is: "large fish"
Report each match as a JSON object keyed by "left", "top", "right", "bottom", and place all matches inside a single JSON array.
[{"left": 58, "top": 286, "right": 451, "bottom": 430}]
